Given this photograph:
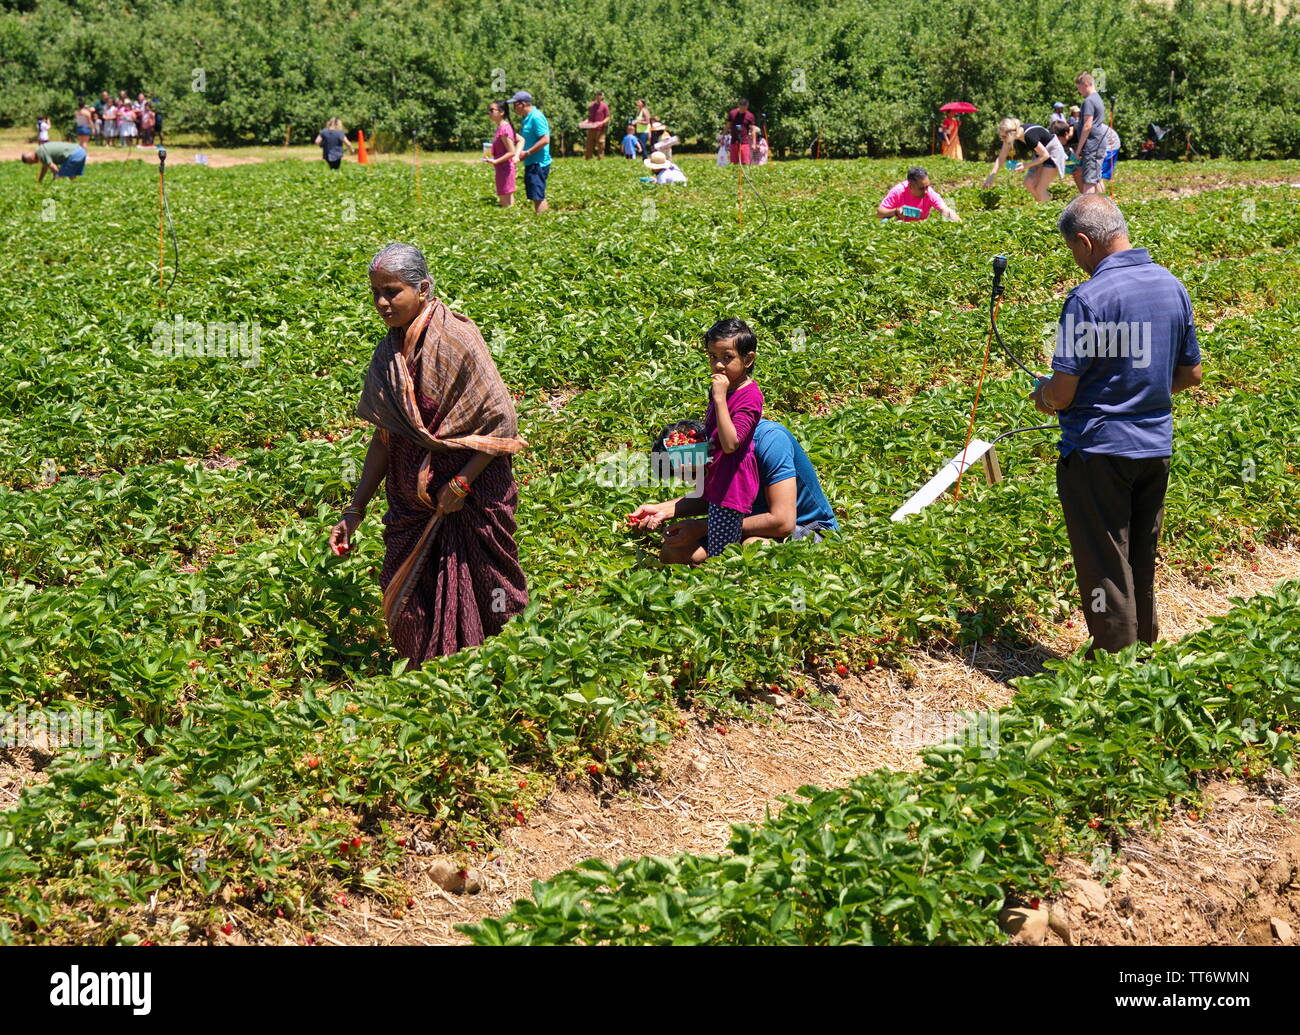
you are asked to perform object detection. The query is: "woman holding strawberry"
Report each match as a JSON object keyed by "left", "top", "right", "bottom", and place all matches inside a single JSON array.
[
  {"left": 699, "top": 318, "right": 764, "bottom": 557},
  {"left": 329, "top": 243, "right": 528, "bottom": 663}
]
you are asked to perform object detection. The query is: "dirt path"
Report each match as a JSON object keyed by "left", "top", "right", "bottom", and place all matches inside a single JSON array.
[
  {"left": 0, "top": 140, "right": 477, "bottom": 169},
  {"left": 315, "top": 541, "right": 1300, "bottom": 946}
]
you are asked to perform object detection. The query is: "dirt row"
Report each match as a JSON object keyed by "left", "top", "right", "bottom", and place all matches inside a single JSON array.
[{"left": 312, "top": 541, "right": 1300, "bottom": 945}]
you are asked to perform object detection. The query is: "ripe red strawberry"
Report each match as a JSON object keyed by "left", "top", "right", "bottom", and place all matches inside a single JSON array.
[
  {"left": 1087, "top": 818, "right": 1101, "bottom": 829},
  {"left": 406, "top": 897, "right": 415, "bottom": 908},
  {"left": 325, "top": 433, "right": 337, "bottom": 443},
  {"left": 188, "top": 659, "right": 199, "bottom": 670},
  {"left": 715, "top": 725, "right": 727, "bottom": 735},
  {"left": 140, "top": 939, "right": 153, "bottom": 946},
  {"left": 305, "top": 935, "right": 316, "bottom": 945},
  {"left": 467, "top": 841, "right": 477, "bottom": 850},
  {"left": 835, "top": 663, "right": 848, "bottom": 677},
  {"left": 587, "top": 764, "right": 601, "bottom": 774},
  {"left": 276, "top": 908, "right": 284, "bottom": 917},
  {"left": 1029, "top": 897, "right": 1040, "bottom": 910},
  {"left": 221, "top": 923, "right": 233, "bottom": 935},
  {"left": 1065, "top": 621, "right": 1075, "bottom": 628},
  {"left": 1187, "top": 811, "right": 1199, "bottom": 822},
  {"left": 304, "top": 756, "right": 320, "bottom": 769},
  {"left": 351, "top": 836, "right": 362, "bottom": 849},
  {"left": 396, "top": 838, "right": 406, "bottom": 846},
  {"left": 338, "top": 840, "right": 350, "bottom": 854},
  {"left": 1242, "top": 766, "right": 1251, "bottom": 777},
  {"left": 769, "top": 685, "right": 781, "bottom": 694},
  {"left": 335, "top": 893, "right": 348, "bottom": 906},
  {"left": 518, "top": 780, "right": 527, "bottom": 788},
  {"left": 682, "top": 661, "right": 692, "bottom": 670},
  {"left": 458, "top": 868, "right": 469, "bottom": 880}
]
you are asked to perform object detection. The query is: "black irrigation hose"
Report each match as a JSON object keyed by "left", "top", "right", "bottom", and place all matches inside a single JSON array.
[
  {"left": 158, "top": 148, "right": 180, "bottom": 294},
  {"left": 987, "top": 256, "right": 1055, "bottom": 447},
  {"left": 990, "top": 423, "right": 1056, "bottom": 446}
]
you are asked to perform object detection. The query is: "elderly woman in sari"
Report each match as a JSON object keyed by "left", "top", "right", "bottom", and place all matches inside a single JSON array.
[{"left": 329, "top": 243, "right": 528, "bottom": 663}]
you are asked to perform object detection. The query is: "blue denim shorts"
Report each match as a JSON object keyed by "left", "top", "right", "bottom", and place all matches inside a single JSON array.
[
  {"left": 56, "top": 146, "right": 87, "bottom": 178},
  {"left": 524, "top": 161, "right": 550, "bottom": 201}
]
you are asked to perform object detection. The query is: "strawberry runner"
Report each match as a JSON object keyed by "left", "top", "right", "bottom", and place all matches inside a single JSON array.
[{"left": 356, "top": 298, "right": 528, "bottom": 660}]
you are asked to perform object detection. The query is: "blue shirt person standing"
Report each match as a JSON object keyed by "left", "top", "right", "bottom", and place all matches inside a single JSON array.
[
  {"left": 509, "top": 90, "right": 551, "bottom": 214},
  {"left": 1031, "top": 196, "right": 1203, "bottom": 656}
]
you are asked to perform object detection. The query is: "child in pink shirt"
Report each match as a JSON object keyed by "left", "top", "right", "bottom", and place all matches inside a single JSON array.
[{"left": 701, "top": 318, "right": 764, "bottom": 557}]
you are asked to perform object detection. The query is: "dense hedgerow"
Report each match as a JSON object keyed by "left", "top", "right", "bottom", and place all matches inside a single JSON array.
[{"left": 1, "top": 0, "right": 1299, "bottom": 158}]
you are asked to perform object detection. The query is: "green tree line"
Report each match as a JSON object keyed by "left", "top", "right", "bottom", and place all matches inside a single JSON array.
[{"left": 1, "top": 0, "right": 1297, "bottom": 157}]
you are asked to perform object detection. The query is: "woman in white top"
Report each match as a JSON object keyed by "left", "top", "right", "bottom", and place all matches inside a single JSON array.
[{"left": 644, "top": 150, "right": 686, "bottom": 184}]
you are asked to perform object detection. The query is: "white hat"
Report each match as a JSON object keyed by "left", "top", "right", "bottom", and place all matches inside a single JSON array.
[{"left": 644, "top": 151, "right": 670, "bottom": 170}]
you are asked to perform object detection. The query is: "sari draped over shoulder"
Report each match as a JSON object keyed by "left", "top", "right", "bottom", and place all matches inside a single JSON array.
[{"left": 356, "top": 298, "right": 528, "bottom": 661}]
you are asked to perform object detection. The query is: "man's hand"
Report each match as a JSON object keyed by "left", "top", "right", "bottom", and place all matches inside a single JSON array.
[
  {"left": 982, "top": 174, "right": 995, "bottom": 188},
  {"left": 1031, "top": 377, "right": 1057, "bottom": 416}
]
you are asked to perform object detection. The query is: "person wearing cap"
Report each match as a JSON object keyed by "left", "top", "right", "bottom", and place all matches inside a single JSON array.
[
  {"left": 509, "top": 90, "right": 551, "bottom": 214},
  {"left": 1048, "top": 101, "right": 1067, "bottom": 128},
  {"left": 23, "top": 126, "right": 90, "bottom": 181},
  {"left": 644, "top": 150, "right": 686, "bottom": 184}
]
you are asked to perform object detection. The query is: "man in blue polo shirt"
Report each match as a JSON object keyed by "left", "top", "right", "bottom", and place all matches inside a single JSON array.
[
  {"left": 629, "top": 419, "right": 838, "bottom": 565},
  {"left": 509, "top": 90, "right": 551, "bottom": 214},
  {"left": 1032, "top": 195, "right": 1202, "bottom": 655}
]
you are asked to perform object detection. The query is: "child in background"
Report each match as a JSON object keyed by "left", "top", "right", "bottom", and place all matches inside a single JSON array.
[
  {"left": 103, "top": 102, "right": 118, "bottom": 147},
  {"left": 37, "top": 116, "right": 49, "bottom": 143},
  {"left": 701, "top": 318, "right": 764, "bottom": 557},
  {"left": 621, "top": 124, "right": 642, "bottom": 160}
]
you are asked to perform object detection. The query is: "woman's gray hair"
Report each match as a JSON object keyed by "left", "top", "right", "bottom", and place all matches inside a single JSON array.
[
  {"left": 368, "top": 243, "right": 433, "bottom": 291},
  {"left": 1058, "top": 196, "right": 1129, "bottom": 246}
]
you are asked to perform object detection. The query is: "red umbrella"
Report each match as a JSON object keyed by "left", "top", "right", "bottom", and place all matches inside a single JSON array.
[{"left": 939, "top": 102, "right": 979, "bottom": 114}]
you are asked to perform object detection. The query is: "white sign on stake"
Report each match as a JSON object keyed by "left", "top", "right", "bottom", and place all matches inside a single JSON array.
[{"left": 891, "top": 439, "right": 996, "bottom": 522}]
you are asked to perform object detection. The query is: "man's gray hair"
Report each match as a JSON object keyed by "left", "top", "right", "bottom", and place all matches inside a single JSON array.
[
  {"left": 1058, "top": 196, "right": 1129, "bottom": 247},
  {"left": 369, "top": 242, "right": 432, "bottom": 290}
]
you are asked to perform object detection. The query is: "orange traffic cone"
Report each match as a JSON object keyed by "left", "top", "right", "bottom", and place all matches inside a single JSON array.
[{"left": 357, "top": 130, "right": 370, "bottom": 165}]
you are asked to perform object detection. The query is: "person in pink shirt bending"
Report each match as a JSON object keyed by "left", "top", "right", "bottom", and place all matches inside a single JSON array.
[
  {"left": 701, "top": 318, "right": 764, "bottom": 557},
  {"left": 877, "top": 166, "right": 961, "bottom": 222}
]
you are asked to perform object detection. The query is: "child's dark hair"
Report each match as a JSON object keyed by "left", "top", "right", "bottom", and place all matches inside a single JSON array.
[{"left": 704, "top": 317, "right": 757, "bottom": 358}]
